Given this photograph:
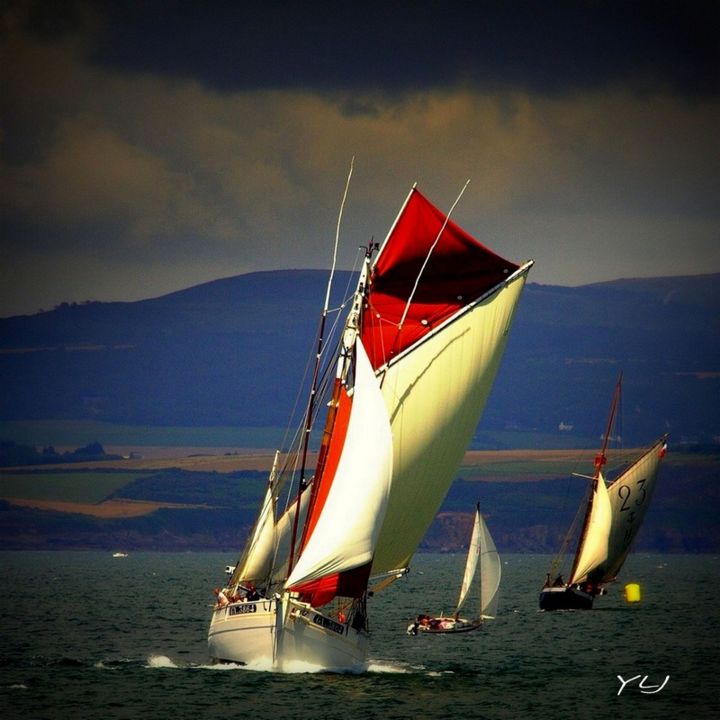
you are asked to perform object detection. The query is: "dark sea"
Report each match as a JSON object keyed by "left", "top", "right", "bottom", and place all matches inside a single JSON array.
[{"left": 1, "top": 551, "right": 718, "bottom": 720}]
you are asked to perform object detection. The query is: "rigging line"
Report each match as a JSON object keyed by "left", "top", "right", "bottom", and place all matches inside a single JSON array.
[
  {"left": 288, "top": 157, "right": 355, "bottom": 576},
  {"left": 397, "top": 179, "right": 471, "bottom": 331},
  {"left": 324, "top": 156, "right": 354, "bottom": 312}
]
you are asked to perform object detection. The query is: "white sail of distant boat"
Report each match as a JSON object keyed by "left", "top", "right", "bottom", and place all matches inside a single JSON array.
[
  {"left": 539, "top": 373, "right": 667, "bottom": 610},
  {"left": 207, "top": 179, "right": 533, "bottom": 670},
  {"left": 408, "top": 503, "right": 500, "bottom": 634}
]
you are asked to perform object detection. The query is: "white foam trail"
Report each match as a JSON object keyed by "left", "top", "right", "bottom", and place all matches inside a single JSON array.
[
  {"left": 146, "top": 655, "right": 178, "bottom": 668},
  {"left": 367, "top": 660, "right": 413, "bottom": 674}
]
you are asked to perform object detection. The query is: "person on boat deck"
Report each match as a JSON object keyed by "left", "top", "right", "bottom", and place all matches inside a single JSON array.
[
  {"left": 552, "top": 575, "right": 564, "bottom": 587},
  {"left": 245, "top": 583, "right": 260, "bottom": 601},
  {"left": 213, "top": 587, "right": 229, "bottom": 607}
]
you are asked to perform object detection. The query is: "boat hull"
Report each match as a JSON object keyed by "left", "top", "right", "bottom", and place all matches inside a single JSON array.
[
  {"left": 407, "top": 616, "right": 482, "bottom": 635},
  {"left": 207, "top": 596, "right": 369, "bottom": 672},
  {"left": 208, "top": 598, "right": 277, "bottom": 664},
  {"left": 279, "top": 600, "right": 369, "bottom": 672},
  {"left": 538, "top": 586, "right": 594, "bottom": 611}
]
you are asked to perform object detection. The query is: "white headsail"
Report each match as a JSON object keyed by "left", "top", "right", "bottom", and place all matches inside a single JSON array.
[
  {"left": 285, "top": 338, "right": 393, "bottom": 591},
  {"left": 569, "top": 472, "right": 612, "bottom": 585}
]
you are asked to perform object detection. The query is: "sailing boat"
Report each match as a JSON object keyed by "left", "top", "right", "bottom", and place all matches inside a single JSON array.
[
  {"left": 208, "top": 178, "right": 533, "bottom": 671},
  {"left": 539, "top": 373, "right": 668, "bottom": 611},
  {"left": 407, "top": 503, "right": 501, "bottom": 634}
]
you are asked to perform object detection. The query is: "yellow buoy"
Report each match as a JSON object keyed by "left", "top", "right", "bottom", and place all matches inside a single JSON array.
[{"left": 624, "top": 583, "right": 641, "bottom": 603}]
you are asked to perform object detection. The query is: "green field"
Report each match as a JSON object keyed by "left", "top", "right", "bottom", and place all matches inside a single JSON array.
[
  {"left": 0, "top": 420, "right": 288, "bottom": 449},
  {"left": 1, "top": 420, "right": 605, "bottom": 452},
  {"left": 0, "top": 472, "right": 149, "bottom": 503}
]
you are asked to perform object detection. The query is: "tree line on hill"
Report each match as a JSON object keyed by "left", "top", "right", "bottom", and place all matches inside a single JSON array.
[{"left": 0, "top": 441, "right": 121, "bottom": 467}]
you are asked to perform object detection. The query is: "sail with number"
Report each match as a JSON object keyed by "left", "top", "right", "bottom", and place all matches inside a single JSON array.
[
  {"left": 595, "top": 438, "right": 666, "bottom": 583},
  {"left": 539, "top": 373, "right": 667, "bottom": 611}
]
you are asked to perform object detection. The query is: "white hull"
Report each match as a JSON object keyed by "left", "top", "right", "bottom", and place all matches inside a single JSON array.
[
  {"left": 278, "top": 598, "right": 369, "bottom": 672},
  {"left": 407, "top": 615, "right": 482, "bottom": 635},
  {"left": 207, "top": 596, "right": 368, "bottom": 672},
  {"left": 208, "top": 598, "right": 277, "bottom": 664}
]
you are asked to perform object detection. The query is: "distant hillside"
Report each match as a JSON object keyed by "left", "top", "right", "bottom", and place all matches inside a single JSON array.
[
  {"left": 1, "top": 452, "right": 716, "bottom": 552},
  {"left": 1, "top": 270, "right": 719, "bottom": 447}
]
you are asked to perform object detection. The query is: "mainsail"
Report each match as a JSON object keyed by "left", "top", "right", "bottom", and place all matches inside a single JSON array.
[
  {"left": 599, "top": 437, "right": 666, "bottom": 583},
  {"left": 363, "top": 187, "right": 532, "bottom": 578},
  {"left": 477, "top": 508, "right": 501, "bottom": 619},
  {"left": 455, "top": 508, "right": 481, "bottom": 616}
]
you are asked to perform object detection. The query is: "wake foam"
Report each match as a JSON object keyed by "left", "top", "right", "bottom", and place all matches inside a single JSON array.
[{"left": 146, "top": 655, "right": 178, "bottom": 669}]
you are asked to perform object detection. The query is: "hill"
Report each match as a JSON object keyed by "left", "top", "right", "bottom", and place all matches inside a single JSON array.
[{"left": 1, "top": 270, "right": 719, "bottom": 447}]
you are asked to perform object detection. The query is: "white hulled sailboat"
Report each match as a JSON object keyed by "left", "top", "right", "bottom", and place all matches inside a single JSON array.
[
  {"left": 539, "top": 373, "right": 668, "bottom": 611},
  {"left": 208, "top": 178, "right": 532, "bottom": 670},
  {"left": 407, "top": 503, "right": 501, "bottom": 634}
]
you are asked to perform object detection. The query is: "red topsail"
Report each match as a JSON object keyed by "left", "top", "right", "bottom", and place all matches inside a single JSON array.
[{"left": 361, "top": 188, "right": 520, "bottom": 370}]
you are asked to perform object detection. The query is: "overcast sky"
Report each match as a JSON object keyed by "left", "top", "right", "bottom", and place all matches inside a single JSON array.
[{"left": 1, "top": 0, "right": 719, "bottom": 317}]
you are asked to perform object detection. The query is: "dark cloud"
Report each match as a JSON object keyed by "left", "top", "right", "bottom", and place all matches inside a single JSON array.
[
  {"left": 1, "top": 0, "right": 718, "bottom": 316},
  {"left": 79, "top": 0, "right": 720, "bottom": 95}
]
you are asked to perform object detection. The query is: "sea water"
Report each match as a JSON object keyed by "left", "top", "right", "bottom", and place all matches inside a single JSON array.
[{"left": 1, "top": 551, "right": 718, "bottom": 720}]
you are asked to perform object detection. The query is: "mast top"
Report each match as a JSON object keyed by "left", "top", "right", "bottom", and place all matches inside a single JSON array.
[{"left": 595, "top": 371, "right": 623, "bottom": 477}]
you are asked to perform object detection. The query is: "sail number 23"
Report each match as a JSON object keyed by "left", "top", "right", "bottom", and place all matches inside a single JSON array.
[{"left": 618, "top": 478, "right": 647, "bottom": 542}]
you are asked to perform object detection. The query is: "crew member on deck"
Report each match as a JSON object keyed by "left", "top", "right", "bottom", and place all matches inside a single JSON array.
[{"left": 213, "top": 587, "right": 229, "bottom": 607}]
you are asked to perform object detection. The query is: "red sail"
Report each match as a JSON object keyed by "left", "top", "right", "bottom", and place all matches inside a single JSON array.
[
  {"left": 298, "top": 386, "right": 352, "bottom": 552},
  {"left": 289, "top": 564, "right": 371, "bottom": 608},
  {"left": 361, "top": 188, "right": 519, "bottom": 370}
]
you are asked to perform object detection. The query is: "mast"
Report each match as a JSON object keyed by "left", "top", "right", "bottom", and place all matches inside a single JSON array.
[
  {"left": 568, "top": 371, "right": 623, "bottom": 584},
  {"left": 287, "top": 159, "right": 354, "bottom": 576},
  {"left": 594, "top": 370, "right": 623, "bottom": 477}
]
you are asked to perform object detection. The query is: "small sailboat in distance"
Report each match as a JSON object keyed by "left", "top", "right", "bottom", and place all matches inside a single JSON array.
[
  {"left": 407, "top": 503, "right": 500, "bottom": 634},
  {"left": 539, "top": 372, "right": 668, "bottom": 611},
  {"left": 207, "top": 172, "right": 533, "bottom": 671}
]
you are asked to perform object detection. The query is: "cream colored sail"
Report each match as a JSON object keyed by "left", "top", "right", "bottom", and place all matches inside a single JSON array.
[
  {"left": 601, "top": 437, "right": 666, "bottom": 583},
  {"left": 478, "top": 510, "right": 501, "bottom": 618},
  {"left": 454, "top": 506, "right": 501, "bottom": 619},
  {"left": 455, "top": 508, "right": 481, "bottom": 616},
  {"left": 569, "top": 472, "right": 612, "bottom": 585},
  {"left": 285, "top": 338, "right": 393, "bottom": 589},
  {"left": 228, "top": 460, "right": 311, "bottom": 590},
  {"left": 370, "top": 267, "right": 530, "bottom": 576},
  {"left": 230, "top": 480, "right": 276, "bottom": 586}
]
